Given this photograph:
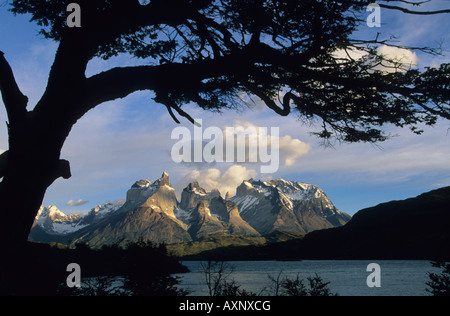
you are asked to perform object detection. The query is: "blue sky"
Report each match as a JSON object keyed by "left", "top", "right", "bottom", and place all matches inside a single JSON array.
[{"left": 1, "top": 1, "right": 450, "bottom": 216}]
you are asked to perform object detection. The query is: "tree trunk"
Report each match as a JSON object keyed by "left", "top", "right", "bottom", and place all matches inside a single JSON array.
[
  {"left": 0, "top": 121, "right": 71, "bottom": 295},
  {"left": 0, "top": 162, "right": 50, "bottom": 246},
  {"left": 1, "top": 42, "right": 87, "bottom": 294}
]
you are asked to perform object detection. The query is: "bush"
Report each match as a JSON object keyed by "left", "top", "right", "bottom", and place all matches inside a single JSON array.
[
  {"left": 426, "top": 262, "right": 450, "bottom": 296},
  {"left": 267, "top": 271, "right": 337, "bottom": 297},
  {"left": 201, "top": 261, "right": 337, "bottom": 297},
  {"left": 59, "top": 238, "right": 190, "bottom": 296}
]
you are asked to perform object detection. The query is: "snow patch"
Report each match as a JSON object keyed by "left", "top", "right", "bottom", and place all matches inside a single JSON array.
[
  {"left": 52, "top": 222, "right": 89, "bottom": 235},
  {"left": 174, "top": 207, "right": 192, "bottom": 223},
  {"left": 231, "top": 195, "right": 260, "bottom": 214}
]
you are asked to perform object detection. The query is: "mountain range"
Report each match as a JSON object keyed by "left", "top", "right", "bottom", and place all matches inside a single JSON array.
[
  {"left": 177, "top": 185, "right": 450, "bottom": 261},
  {"left": 29, "top": 172, "right": 351, "bottom": 249}
]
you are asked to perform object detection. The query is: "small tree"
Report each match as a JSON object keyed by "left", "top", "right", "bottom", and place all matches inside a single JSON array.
[
  {"left": 202, "top": 263, "right": 337, "bottom": 297},
  {"left": 58, "top": 276, "right": 129, "bottom": 296},
  {"left": 306, "top": 273, "right": 336, "bottom": 297},
  {"left": 268, "top": 272, "right": 337, "bottom": 297},
  {"left": 201, "top": 260, "right": 236, "bottom": 296},
  {"left": 120, "top": 239, "right": 190, "bottom": 296},
  {"left": 426, "top": 262, "right": 450, "bottom": 297}
]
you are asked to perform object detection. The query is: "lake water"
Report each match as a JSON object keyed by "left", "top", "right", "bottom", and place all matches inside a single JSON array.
[{"left": 175, "top": 260, "right": 438, "bottom": 296}]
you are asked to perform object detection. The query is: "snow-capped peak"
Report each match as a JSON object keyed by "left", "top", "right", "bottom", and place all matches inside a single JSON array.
[
  {"left": 36, "top": 205, "right": 69, "bottom": 222},
  {"left": 233, "top": 178, "right": 336, "bottom": 212},
  {"left": 89, "top": 200, "right": 125, "bottom": 217},
  {"left": 33, "top": 201, "right": 125, "bottom": 236},
  {"left": 243, "top": 180, "right": 254, "bottom": 188},
  {"left": 261, "top": 179, "right": 320, "bottom": 201}
]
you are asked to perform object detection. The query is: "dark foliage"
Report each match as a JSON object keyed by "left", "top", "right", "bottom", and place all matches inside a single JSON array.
[
  {"left": 267, "top": 272, "right": 337, "bottom": 296},
  {"left": 426, "top": 262, "right": 450, "bottom": 296},
  {"left": 0, "top": 240, "right": 189, "bottom": 296},
  {"left": 6, "top": 0, "right": 450, "bottom": 143}
]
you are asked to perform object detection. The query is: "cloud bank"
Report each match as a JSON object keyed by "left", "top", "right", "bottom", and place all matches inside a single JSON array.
[{"left": 180, "top": 165, "right": 258, "bottom": 197}]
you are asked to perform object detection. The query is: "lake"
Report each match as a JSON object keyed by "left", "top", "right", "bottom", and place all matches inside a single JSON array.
[{"left": 175, "top": 260, "right": 438, "bottom": 296}]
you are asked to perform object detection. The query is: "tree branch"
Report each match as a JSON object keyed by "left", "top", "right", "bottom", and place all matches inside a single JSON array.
[
  {"left": 0, "top": 51, "right": 28, "bottom": 127},
  {"left": 0, "top": 150, "right": 8, "bottom": 179},
  {"left": 89, "top": 0, "right": 203, "bottom": 53},
  {"left": 245, "top": 83, "right": 291, "bottom": 116},
  {"left": 379, "top": 3, "right": 450, "bottom": 14},
  {"left": 155, "top": 93, "right": 201, "bottom": 127},
  {"left": 56, "top": 159, "right": 72, "bottom": 180},
  {"left": 83, "top": 52, "right": 252, "bottom": 115}
]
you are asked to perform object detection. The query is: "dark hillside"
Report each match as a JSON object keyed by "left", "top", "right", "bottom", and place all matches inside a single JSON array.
[{"left": 298, "top": 186, "right": 450, "bottom": 260}]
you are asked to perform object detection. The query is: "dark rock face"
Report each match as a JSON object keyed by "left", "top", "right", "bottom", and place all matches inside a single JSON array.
[{"left": 298, "top": 186, "right": 450, "bottom": 260}]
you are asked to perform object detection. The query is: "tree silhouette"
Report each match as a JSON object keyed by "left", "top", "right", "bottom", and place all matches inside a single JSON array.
[
  {"left": 427, "top": 262, "right": 450, "bottom": 297},
  {"left": 0, "top": 0, "right": 449, "bottom": 293}
]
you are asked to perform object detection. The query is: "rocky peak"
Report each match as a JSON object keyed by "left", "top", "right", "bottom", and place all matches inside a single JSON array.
[
  {"left": 236, "top": 180, "right": 255, "bottom": 196},
  {"left": 131, "top": 179, "right": 152, "bottom": 189},
  {"left": 186, "top": 181, "right": 207, "bottom": 195},
  {"left": 153, "top": 172, "right": 172, "bottom": 187},
  {"left": 127, "top": 181, "right": 156, "bottom": 203},
  {"left": 235, "top": 179, "right": 275, "bottom": 199},
  {"left": 209, "top": 189, "right": 221, "bottom": 199},
  {"left": 127, "top": 173, "right": 175, "bottom": 203},
  {"left": 180, "top": 182, "right": 210, "bottom": 210},
  {"left": 43, "top": 206, "right": 68, "bottom": 221}
]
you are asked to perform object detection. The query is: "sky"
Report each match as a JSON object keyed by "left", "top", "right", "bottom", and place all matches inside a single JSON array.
[{"left": 1, "top": 1, "right": 450, "bottom": 216}]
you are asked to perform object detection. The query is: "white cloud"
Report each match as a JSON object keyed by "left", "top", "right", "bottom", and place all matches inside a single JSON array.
[
  {"left": 171, "top": 118, "right": 312, "bottom": 174},
  {"left": 333, "top": 45, "right": 418, "bottom": 73},
  {"left": 180, "top": 165, "right": 258, "bottom": 197},
  {"left": 332, "top": 47, "right": 369, "bottom": 62},
  {"left": 66, "top": 199, "right": 89, "bottom": 207},
  {"left": 376, "top": 45, "right": 418, "bottom": 72},
  {"left": 279, "top": 135, "right": 311, "bottom": 167},
  {"left": 223, "top": 120, "right": 311, "bottom": 168}
]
